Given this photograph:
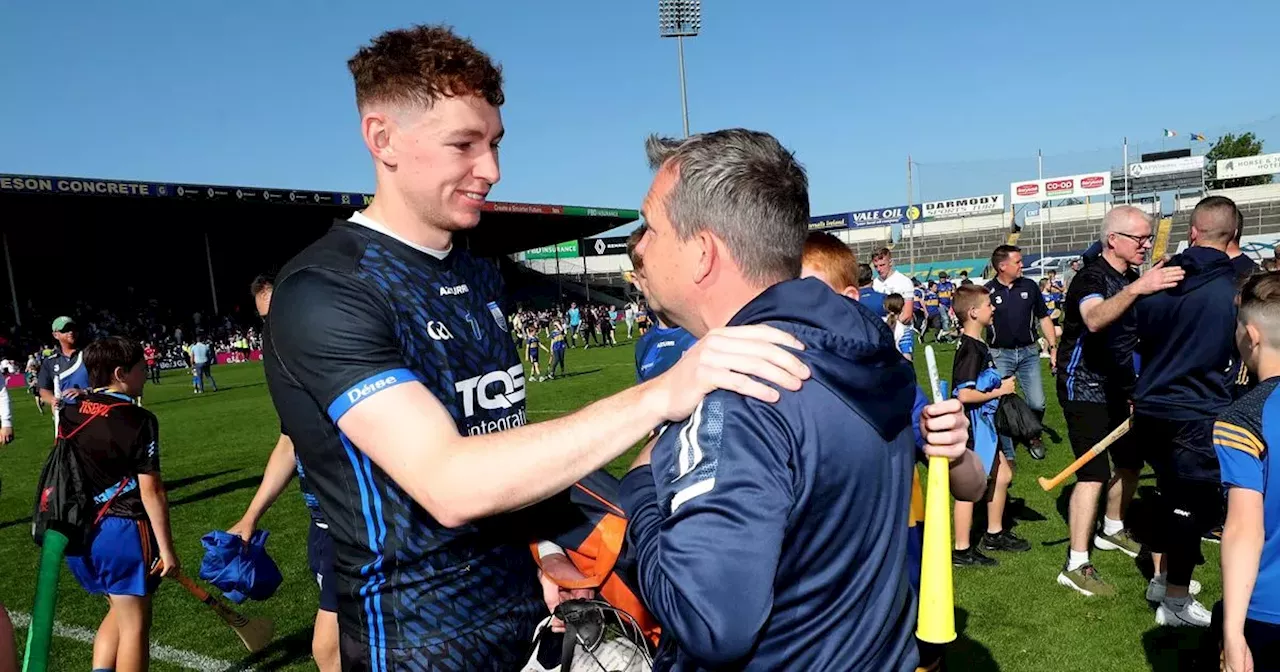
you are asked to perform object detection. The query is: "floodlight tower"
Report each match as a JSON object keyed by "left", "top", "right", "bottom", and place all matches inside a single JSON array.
[{"left": 658, "top": 0, "right": 700, "bottom": 137}]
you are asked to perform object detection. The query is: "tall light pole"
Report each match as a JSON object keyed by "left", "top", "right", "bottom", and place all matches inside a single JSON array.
[{"left": 658, "top": 0, "right": 700, "bottom": 137}]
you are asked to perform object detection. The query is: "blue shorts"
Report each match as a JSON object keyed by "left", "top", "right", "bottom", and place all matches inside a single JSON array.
[
  {"left": 66, "top": 516, "right": 160, "bottom": 597},
  {"left": 308, "top": 523, "right": 338, "bottom": 613}
]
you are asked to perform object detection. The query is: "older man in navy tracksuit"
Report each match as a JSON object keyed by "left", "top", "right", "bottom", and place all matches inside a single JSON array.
[
  {"left": 1133, "top": 196, "right": 1242, "bottom": 628},
  {"left": 619, "top": 129, "right": 970, "bottom": 671}
]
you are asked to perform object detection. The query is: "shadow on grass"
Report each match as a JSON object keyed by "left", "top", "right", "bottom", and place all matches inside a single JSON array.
[
  {"left": 1142, "top": 621, "right": 1215, "bottom": 671},
  {"left": 219, "top": 626, "right": 313, "bottom": 672},
  {"left": 170, "top": 477, "right": 262, "bottom": 508},
  {"left": 166, "top": 469, "right": 240, "bottom": 492},
  {"left": 146, "top": 382, "right": 265, "bottom": 407},
  {"left": 0, "top": 470, "right": 247, "bottom": 531},
  {"left": 945, "top": 607, "right": 1000, "bottom": 671},
  {"left": 547, "top": 368, "right": 603, "bottom": 380}
]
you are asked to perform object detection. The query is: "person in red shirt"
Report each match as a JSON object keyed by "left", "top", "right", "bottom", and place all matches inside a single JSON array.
[{"left": 143, "top": 343, "right": 159, "bottom": 384}]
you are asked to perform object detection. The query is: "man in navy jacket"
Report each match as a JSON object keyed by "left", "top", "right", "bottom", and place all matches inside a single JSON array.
[
  {"left": 619, "top": 129, "right": 971, "bottom": 671},
  {"left": 1133, "top": 195, "right": 1242, "bottom": 628}
]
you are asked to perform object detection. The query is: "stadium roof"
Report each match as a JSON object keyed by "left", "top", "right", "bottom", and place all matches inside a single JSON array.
[{"left": 0, "top": 173, "right": 639, "bottom": 256}]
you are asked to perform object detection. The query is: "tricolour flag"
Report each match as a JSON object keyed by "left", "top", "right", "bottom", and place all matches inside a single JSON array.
[{"left": 1163, "top": 129, "right": 1178, "bottom": 137}]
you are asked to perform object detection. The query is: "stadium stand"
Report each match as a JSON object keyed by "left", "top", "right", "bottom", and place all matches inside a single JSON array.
[{"left": 513, "top": 184, "right": 1280, "bottom": 286}]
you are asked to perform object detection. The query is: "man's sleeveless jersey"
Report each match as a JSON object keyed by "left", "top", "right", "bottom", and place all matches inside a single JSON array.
[{"left": 263, "top": 221, "right": 542, "bottom": 656}]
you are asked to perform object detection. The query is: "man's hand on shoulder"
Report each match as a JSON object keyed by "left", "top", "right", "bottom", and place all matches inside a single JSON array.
[
  {"left": 646, "top": 325, "right": 810, "bottom": 424},
  {"left": 1129, "top": 258, "right": 1185, "bottom": 296}
]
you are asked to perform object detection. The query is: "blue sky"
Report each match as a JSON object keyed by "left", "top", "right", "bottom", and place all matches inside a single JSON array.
[{"left": 3, "top": 0, "right": 1278, "bottom": 222}]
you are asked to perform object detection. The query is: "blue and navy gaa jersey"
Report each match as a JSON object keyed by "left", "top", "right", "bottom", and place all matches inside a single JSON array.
[
  {"left": 1214, "top": 377, "right": 1280, "bottom": 625},
  {"left": 263, "top": 219, "right": 542, "bottom": 665},
  {"left": 635, "top": 325, "right": 697, "bottom": 383},
  {"left": 1056, "top": 256, "right": 1139, "bottom": 403},
  {"left": 936, "top": 280, "right": 955, "bottom": 308}
]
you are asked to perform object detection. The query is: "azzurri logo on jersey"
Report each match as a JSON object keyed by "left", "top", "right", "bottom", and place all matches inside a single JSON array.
[{"left": 487, "top": 301, "right": 507, "bottom": 332}]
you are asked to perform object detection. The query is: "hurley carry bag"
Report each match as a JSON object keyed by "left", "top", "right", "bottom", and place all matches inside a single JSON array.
[{"left": 32, "top": 402, "right": 132, "bottom": 555}]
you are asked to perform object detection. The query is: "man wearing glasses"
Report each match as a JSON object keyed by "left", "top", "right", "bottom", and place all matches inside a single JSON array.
[{"left": 1053, "top": 205, "right": 1184, "bottom": 597}]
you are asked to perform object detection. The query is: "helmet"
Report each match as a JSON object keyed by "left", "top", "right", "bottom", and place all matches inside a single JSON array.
[{"left": 520, "top": 599, "right": 652, "bottom": 672}]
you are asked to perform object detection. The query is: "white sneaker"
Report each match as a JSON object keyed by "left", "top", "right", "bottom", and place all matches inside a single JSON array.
[
  {"left": 1155, "top": 597, "right": 1211, "bottom": 627},
  {"left": 1145, "top": 576, "right": 1202, "bottom": 602}
]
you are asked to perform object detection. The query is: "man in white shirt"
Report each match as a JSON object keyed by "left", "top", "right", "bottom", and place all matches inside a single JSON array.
[{"left": 872, "top": 247, "right": 915, "bottom": 323}]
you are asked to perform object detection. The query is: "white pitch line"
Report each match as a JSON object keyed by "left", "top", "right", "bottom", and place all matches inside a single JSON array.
[{"left": 9, "top": 611, "right": 253, "bottom": 671}]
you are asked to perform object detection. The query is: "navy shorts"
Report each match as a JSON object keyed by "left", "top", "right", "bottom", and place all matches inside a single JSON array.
[
  {"left": 308, "top": 523, "right": 338, "bottom": 613},
  {"left": 66, "top": 516, "right": 160, "bottom": 597}
]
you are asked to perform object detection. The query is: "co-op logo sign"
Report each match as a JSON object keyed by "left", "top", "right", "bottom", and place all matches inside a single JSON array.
[{"left": 1011, "top": 173, "right": 1109, "bottom": 204}]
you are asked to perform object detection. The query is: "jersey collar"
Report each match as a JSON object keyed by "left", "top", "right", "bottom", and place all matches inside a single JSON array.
[
  {"left": 91, "top": 388, "right": 135, "bottom": 402},
  {"left": 348, "top": 211, "right": 451, "bottom": 260}
]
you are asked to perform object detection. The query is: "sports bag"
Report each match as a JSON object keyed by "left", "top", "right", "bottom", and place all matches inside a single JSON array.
[
  {"left": 996, "top": 392, "right": 1043, "bottom": 443},
  {"left": 32, "top": 402, "right": 133, "bottom": 555}
]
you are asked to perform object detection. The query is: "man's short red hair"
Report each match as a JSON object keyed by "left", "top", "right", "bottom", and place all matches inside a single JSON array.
[
  {"left": 348, "top": 24, "right": 504, "bottom": 112},
  {"left": 802, "top": 232, "right": 858, "bottom": 290}
]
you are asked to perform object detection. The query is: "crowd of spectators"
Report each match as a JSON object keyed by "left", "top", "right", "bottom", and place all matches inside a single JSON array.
[{"left": 3, "top": 293, "right": 261, "bottom": 369}]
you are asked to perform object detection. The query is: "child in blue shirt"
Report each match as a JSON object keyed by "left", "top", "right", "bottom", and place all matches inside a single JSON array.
[{"left": 1215, "top": 273, "right": 1280, "bottom": 670}]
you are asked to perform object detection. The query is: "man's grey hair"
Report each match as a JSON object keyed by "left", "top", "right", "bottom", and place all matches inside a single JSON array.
[
  {"left": 1100, "top": 205, "right": 1151, "bottom": 243},
  {"left": 645, "top": 129, "right": 809, "bottom": 285}
]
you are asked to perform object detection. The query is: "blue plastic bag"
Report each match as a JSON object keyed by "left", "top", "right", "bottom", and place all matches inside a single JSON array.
[{"left": 199, "top": 529, "right": 283, "bottom": 604}]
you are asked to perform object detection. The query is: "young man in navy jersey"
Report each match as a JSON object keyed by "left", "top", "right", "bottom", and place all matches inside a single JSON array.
[
  {"left": 619, "top": 129, "right": 970, "bottom": 671},
  {"left": 1229, "top": 207, "right": 1261, "bottom": 281},
  {"left": 1133, "top": 196, "right": 1241, "bottom": 627},
  {"left": 264, "top": 26, "right": 810, "bottom": 670},
  {"left": 629, "top": 224, "right": 697, "bottom": 383},
  {"left": 229, "top": 276, "right": 339, "bottom": 672}
]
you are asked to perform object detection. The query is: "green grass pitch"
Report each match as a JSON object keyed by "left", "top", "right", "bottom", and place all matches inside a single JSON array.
[{"left": 0, "top": 337, "right": 1217, "bottom": 671}]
